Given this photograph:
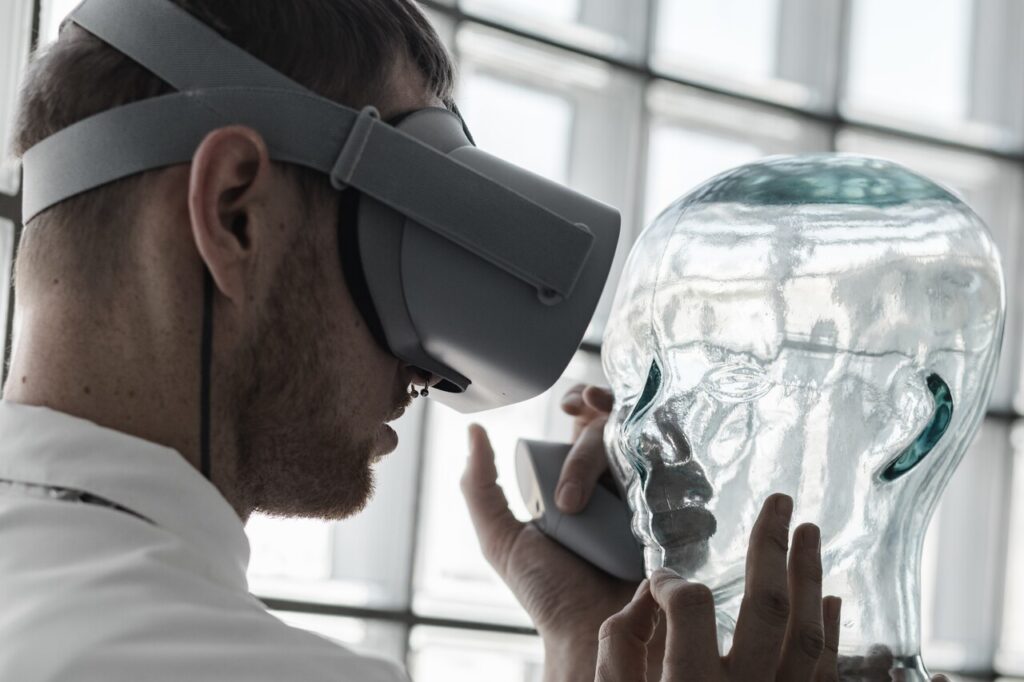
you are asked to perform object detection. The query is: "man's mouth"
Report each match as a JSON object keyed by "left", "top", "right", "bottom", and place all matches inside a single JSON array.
[{"left": 385, "top": 393, "right": 413, "bottom": 423}]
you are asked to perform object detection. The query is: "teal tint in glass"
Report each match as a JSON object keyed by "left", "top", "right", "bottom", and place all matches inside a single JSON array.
[
  {"left": 882, "top": 374, "right": 954, "bottom": 482},
  {"left": 625, "top": 358, "right": 661, "bottom": 429},
  {"left": 602, "top": 154, "right": 1006, "bottom": 680},
  {"left": 623, "top": 358, "right": 663, "bottom": 488}
]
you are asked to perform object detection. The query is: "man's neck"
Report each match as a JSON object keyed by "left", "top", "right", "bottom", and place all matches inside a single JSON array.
[{"left": 3, "top": 299, "right": 248, "bottom": 520}]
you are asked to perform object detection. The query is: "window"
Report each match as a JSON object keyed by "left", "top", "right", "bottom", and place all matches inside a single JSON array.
[
  {"left": 842, "top": 0, "right": 1024, "bottom": 152},
  {"left": 0, "top": 218, "right": 13, "bottom": 385},
  {"left": 643, "top": 81, "right": 831, "bottom": 224},
  {"left": 650, "top": 0, "right": 843, "bottom": 112},
  {"left": 409, "top": 627, "right": 543, "bottom": 682},
  {"left": 0, "top": 0, "right": 33, "bottom": 196},
  {"left": 41, "top": 0, "right": 82, "bottom": 43},
  {"left": 7, "top": 1, "right": 1024, "bottom": 680},
  {"left": 458, "top": 0, "right": 650, "bottom": 62},
  {"left": 271, "top": 611, "right": 407, "bottom": 663},
  {"left": 997, "top": 421, "right": 1024, "bottom": 672}
]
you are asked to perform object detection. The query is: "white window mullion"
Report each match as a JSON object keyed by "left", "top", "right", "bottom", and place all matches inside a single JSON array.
[{"left": 0, "top": 0, "right": 33, "bottom": 197}]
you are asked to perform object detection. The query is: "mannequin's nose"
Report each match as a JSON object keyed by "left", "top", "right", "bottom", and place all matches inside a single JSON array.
[{"left": 652, "top": 403, "right": 692, "bottom": 464}]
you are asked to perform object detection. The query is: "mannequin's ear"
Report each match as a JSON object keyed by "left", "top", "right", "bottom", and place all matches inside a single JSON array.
[
  {"left": 187, "top": 125, "right": 273, "bottom": 304},
  {"left": 881, "top": 374, "right": 954, "bottom": 482}
]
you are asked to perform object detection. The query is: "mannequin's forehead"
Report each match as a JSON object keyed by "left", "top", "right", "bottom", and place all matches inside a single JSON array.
[
  {"left": 648, "top": 264, "right": 988, "bottom": 353},
  {"left": 641, "top": 201, "right": 989, "bottom": 282}
]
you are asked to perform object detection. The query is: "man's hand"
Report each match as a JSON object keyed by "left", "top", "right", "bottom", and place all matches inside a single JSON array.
[
  {"left": 461, "top": 421, "right": 642, "bottom": 682},
  {"left": 594, "top": 495, "right": 953, "bottom": 682},
  {"left": 596, "top": 495, "right": 841, "bottom": 681},
  {"left": 555, "top": 384, "right": 615, "bottom": 514}
]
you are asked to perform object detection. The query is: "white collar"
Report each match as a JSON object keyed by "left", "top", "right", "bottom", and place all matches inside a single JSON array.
[{"left": 0, "top": 400, "right": 250, "bottom": 589}]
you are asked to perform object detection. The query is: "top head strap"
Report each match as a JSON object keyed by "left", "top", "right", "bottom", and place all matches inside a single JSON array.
[{"left": 22, "top": 0, "right": 595, "bottom": 301}]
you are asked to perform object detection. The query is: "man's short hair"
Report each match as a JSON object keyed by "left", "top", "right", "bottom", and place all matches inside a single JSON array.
[{"left": 11, "top": 0, "right": 456, "bottom": 291}]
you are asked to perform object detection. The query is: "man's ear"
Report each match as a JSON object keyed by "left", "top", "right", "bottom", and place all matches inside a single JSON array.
[{"left": 188, "top": 125, "right": 273, "bottom": 304}]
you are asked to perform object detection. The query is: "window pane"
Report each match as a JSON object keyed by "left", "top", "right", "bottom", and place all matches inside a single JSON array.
[
  {"left": 246, "top": 400, "right": 427, "bottom": 609},
  {"left": 412, "top": 352, "right": 606, "bottom": 625},
  {"left": 40, "top": 0, "right": 81, "bottom": 44},
  {"left": 0, "top": 0, "right": 33, "bottom": 196},
  {"left": 846, "top": 0, "right": 970, "bottom": 124},
  {"left": 920, "top": 419, "right": 1011, "bottom": 672},
  {"left": 270, "top": 611, "right": 406, "bottom": 664},
  {"left": 409, "top": 626, "right": 543, "bottom": 682},
  {"left": 422, "top": 7, "right": 457, "bottom": 53},
  {"left": 835, "top": 129, "right": 1024, "bottom": 413},
  {"left": 843, "top": 0, "right": 1024, "bottom": 152},
  {"left": 644, "top": 124, "right": 762, "bottom": 226},
  {"left": 459, "top": 73, "right": 574, "bottom": 185},
  {"left": 996, "top": 422, "right": 1024, "bottom": 675},
  {"left": 643, "top": 81, "right": 832, "bottom": 225},
  {"left": 459, "top": 0, "right": 650, "bottom": 62},
  {"left": 651, "top": 0, "right": 842, "bottom": 111},
  {"left": 0, "top": 218, "right": 12, "bottom": 386},
  {"left": 654, "top": 0, "right": 780, "bottom": 82}
]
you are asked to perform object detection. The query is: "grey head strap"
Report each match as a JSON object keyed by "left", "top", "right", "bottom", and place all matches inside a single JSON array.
[{"left": 21, "top": 0, "right": 595, "bottom": 300}]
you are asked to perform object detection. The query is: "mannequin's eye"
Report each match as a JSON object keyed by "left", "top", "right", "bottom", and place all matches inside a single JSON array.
[
  {"left": 625, "top": 357, "right": 662, "bottom": 430},
  {"left": 881, "top": 374, "right": 953, "bottom": 482}
]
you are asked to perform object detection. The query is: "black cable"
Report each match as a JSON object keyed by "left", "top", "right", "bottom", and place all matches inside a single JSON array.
[{"left": 199, "top": 269, "right": 214, "bottom": 481}]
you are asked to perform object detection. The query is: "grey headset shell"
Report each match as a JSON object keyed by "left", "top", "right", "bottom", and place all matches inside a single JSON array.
[{"left": 357, "top": 109, "right": 620, "bottom": 413}]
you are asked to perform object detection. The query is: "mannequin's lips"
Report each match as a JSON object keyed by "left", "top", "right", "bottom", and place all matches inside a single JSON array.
[{"left": 649, "top": 506, "right": 717, "bottom": 548}]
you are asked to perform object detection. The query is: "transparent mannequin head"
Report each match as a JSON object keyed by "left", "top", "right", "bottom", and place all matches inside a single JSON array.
[{"left": 602, "top": 155, "right": 1005, "bottom": 678}]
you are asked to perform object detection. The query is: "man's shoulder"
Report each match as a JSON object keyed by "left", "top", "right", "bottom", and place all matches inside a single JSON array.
[{"left": 0, "top": 496, "right": 409, "bottom": 681}]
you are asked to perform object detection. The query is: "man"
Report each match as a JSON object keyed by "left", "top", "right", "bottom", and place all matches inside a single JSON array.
[{"left": 0, "top": 1, "right": 852, "bottom": 679}]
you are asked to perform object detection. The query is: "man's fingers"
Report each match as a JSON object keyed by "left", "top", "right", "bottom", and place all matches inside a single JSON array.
[
  {"left": 555, "top": 417, "right": 609, "bottom": 513},
  {"left": 649, "top": 568, "right": 721, "bottom": 678},
  {"left": 460, "top": 423, "right": 526, "bottom": 579},
  {"left": 595, "top": 580, "right": 658, "bottom": 682},
  {"left": 776, "top": 524, "right": 825, "bottom": 680},
  {"left": 814, "top": 596, "right": 842, "bottom": 681},
  {"left": 560, "top": 383, "right": 590, "bottom": 416},
  {"left": 582, "top": 385, "right": 614, "bottom": 413},
  {"left": 561, "top": 383, "right": 613, "bottom": 422},
  {"left": 729, "top": 494, "right": 793, "bottom": 681}
]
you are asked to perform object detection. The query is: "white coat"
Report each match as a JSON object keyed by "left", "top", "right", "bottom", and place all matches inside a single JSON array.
[{"left": 0, "top": 401, "right": 409, "bottom": 682}]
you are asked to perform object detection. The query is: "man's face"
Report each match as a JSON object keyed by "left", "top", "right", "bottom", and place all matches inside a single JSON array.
[
  {"left": 225, "top": 65, "right": 443, "bottom": 520},
  {"left": 230, "top": 182, "right": 414, "bottom": 520}
]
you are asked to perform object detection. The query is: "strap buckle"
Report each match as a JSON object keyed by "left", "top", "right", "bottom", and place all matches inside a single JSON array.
[{"left": 330, "top": 105, "right": 381, "bottom": 190}]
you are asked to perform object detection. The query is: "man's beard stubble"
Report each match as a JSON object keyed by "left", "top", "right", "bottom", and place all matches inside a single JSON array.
[{"left": 231, "top": 234, "right": 378, "bottom": 521}]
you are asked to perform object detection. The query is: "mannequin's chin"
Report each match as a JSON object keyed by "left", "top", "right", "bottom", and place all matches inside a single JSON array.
[{"left": 650, "top": 539, "right": 711, "bottom": 576}]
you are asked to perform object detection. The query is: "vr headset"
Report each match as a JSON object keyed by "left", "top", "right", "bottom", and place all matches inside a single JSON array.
[{"left": 21, "top": 0, "right": 620, "bottom": 414}]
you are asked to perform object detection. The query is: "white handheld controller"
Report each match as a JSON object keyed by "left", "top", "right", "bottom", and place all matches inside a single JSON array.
[{"left": 515, "top": 439, "right": 645, "bottom": 582}]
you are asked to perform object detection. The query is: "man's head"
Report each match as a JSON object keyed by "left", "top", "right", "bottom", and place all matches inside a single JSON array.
[
  {"left": 8, "top": 0, "right": 454, "bottom": 520},
  {"left": 603, "top": 156, "right": 1004, "bottom": 586}
]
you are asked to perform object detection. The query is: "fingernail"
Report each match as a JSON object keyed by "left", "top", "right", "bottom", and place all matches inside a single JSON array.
[
  {"left": 806, "top": 525, "right": 821, "bottom": 553},
  {"left": 775, "top": 495, "right": 793, "bottom": 525},
  {"left": 824, "top": 596, "right": 842, "bottom": 621},
  {"left": 556, "top": 480, "right": 582, "bottom": 512}
]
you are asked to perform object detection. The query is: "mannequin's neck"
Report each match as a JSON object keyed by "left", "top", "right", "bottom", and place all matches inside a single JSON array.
[{"left": 713, "top": 534, "right": 932, "bottom": 681}]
